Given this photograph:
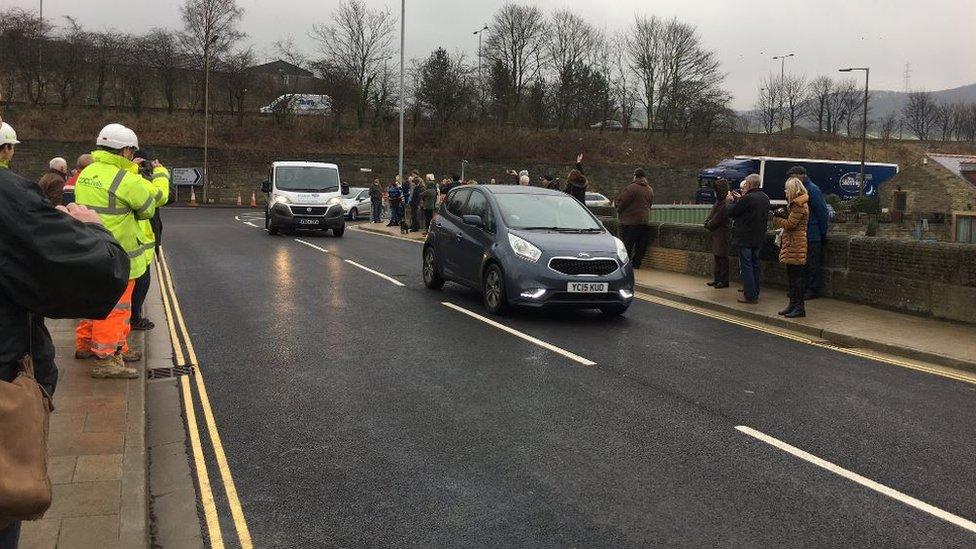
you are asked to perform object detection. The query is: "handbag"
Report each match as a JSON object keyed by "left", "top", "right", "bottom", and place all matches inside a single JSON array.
[{"left": 0, "top": 316, "right": 54, "bottom": 528}]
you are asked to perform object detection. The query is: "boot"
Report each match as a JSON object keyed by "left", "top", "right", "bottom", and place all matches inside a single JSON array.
[
  {"left": 91, "top": 355, "right": 139, "bottom": 379},
  {"left": 122, "top": 349, "right": 143, "bottom": 362},
  {"left": 784, "top": 307, "right": 806, "bottom": 318},
  {"left": 74, "top": 349, "right": 95, "bottom": 360},
  {"left": 706, "top": 281, "right": 716, "bottom": 286},
  {"left": 778, "top": 304, "right": 795, "bottom": 315}
]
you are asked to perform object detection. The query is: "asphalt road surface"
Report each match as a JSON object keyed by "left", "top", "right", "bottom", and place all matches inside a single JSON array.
[{"left": 161, "top": 208, "right": 976, "bottom": 548}]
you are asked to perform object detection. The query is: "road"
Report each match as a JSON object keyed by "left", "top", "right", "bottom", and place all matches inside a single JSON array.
[{"left": 159, "top": 208, "right": 976, "bottom": 548}]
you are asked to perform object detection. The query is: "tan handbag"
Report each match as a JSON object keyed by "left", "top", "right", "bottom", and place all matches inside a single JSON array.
[{"left": 0, "top": 320, "right": 54, "bottom": 528}]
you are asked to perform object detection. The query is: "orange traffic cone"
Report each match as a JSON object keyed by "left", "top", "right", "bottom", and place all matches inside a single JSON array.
[
  {"left": 189, "top": 187, "right": 198, "bottom": 207},
  {"left": 237, "top": 193, "right": 243, "bottom": 206},
  {"left": 249, "top": 192, "right": 257, "bottom": 208}
]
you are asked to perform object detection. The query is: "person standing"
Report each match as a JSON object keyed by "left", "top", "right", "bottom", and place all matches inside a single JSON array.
[
  {"left": 369, "top": 179, "right": 383, "bottom": 223},
  {"left": 615, "top": 168, "right": 654, "bottom": 269},
  {"left": 565, "top": 153, "right": 587, "bottom": 203},
  {"left": 774, "top": 178, "right": 810, "bottom": 317},
  {"left": 386, "top": 178, "right": 403, "bottom": 226},
  {"left": 408, "top": 174, "right": 424, "bottom": 232},
  {"left": 421, "top": 175, "right": 438, "bottom": 233},
  {"left": 73, "top": 124, "right": 170, "bottom": 378},
  {"left": 402, "top": 172, "right": 415, "bottom": 229},
  {"left": 0, "top": 168, "right": 130, "bottom": 549},
  {"left": 704, "top": 179, "right": 731, "bottom": 288},
  {"left": 728, "top": 174, "right": 770, "bottom": 304},
  {"left": 63, "top": 154, "right": 93, "bottom": 205},
  {"left": 787, "top": 166, "right": 830, "bottom": 299},
  {"left": 0, "top": 122, "right": 18, "bottom": 170},
  {"left": 36, "top": 157, "right": 69, "bottom": 205}
]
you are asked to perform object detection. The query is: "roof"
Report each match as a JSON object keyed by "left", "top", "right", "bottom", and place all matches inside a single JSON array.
[
  {"left": 247, "top": 59, "right": 314, "bottom": 78},
  {"left": 272, "top": 161, "right": 339, "bottom": 169},
  {"left": 927, "top": 153, "right": 976, "bottom": 178},
  {"left": 476, "top": 185, "right": 564, "bottom": 195},
  {"left": 733, "top": 155, "right": 899, "bottom": 168}
]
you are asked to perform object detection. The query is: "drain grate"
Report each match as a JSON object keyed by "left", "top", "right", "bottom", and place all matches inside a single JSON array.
[{"left": 147, "top": 365, "right": 196, "bottom": 380}]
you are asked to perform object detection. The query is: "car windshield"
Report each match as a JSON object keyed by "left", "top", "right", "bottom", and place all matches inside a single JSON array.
[
  {"left": 345, "top": 187, "right": 366, "bottom": 197},
  {"left": 495, "top": 193, "right": 602, "bottom": 232},
  {"left": 586, "top": 193, "right": 605, "bottom": 200},
  {"left": 275, "top": 166, "right": 340, "bottom": 192}
]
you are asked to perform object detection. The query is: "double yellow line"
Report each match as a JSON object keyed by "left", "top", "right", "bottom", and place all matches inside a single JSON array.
[{"left": 155, "top": 247, "right": 254, "bottom": 549}]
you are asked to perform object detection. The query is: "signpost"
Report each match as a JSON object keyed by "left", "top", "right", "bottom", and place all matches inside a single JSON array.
[{"left": 172, "top": 168, "right": 204, "bottom": 186}]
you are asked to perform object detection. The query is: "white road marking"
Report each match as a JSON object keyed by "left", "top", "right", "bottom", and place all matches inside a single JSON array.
[
  {"left": 344, "top": 259, "right": 406, "bottom": 287},
  {"left": 735, "top": 425, "right": 976, "bottom": 534},
  {"left": 234, "top": 215, "right": 240, "bottom": 221},
  {"left": 243, "top": 222, "right": 259, "bottom": 228},
  {"left": 294, "top": 239, "right": 329, "bottom": 253},
  {"left": 440, "top": 302, "right": 597, "bottom": 366}
]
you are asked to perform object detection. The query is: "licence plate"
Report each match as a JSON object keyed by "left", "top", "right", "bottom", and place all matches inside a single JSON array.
[
  {"left": 567, "top": 282, "right": 609, "bottom": 293},
  {"left": 298, "top": 218, "right": 320, "bottom": 225}
]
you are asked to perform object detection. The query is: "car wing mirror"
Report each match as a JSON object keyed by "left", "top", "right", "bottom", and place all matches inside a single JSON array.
[
  {"left": 461, "top": 214, "right": 484, "bottom": 228},
  {"left": 260, "top": 180, "right": 271, "bottom": 193}
]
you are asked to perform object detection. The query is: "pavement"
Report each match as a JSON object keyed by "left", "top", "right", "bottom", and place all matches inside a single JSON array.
[{"left": 145, "top": 208, "right": 976, "bottom": 547}]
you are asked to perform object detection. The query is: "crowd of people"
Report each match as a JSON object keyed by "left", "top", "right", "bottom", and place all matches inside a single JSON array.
[{"left": 0, "top": 118, "right": 172, "bottom": 548}]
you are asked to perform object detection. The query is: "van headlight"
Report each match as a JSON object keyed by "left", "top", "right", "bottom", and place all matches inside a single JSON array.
[
  {"left": 508, "top": 233, "right": 542, "bottom": 263},
  {"left": 614, "top": 237, "right": 630, "bottom": 264},
  {"left": 326, "top": 197, "right": 342, "bottom": 207},
  {"left": 273, "top": 195, "right": 291, "bottom": 205}
]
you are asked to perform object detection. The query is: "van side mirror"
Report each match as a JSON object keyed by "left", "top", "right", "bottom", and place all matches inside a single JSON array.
[
  {"left": 462, "top": 214, "right": 484, "bottom": 228},
  {"left": 341, "top": 183, "right": 350, "bottom": 195},
  {"left": 260, "top": 180, "right": 271, "bottom": 193}
]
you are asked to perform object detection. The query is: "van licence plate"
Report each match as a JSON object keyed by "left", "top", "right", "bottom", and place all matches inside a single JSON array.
[
  {"left": 567, "top": 282, "right": 608, "bottom": 293},
  {"left": 298, "top": 218, "right": 320, "bottom": 225}
]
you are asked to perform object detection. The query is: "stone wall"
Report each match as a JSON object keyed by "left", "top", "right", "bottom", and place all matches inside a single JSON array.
[{"left": 641, "top": 223, "right": 976, "bottom": 324}]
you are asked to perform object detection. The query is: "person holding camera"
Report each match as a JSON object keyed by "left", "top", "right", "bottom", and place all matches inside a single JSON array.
[{"left": 773, "top": 177, "right": 810, "bottom": 318}]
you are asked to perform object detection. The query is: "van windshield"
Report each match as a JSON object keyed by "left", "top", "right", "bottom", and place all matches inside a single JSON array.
[{"left": 275, "top": 166, "right": 340, "bottom": 192}]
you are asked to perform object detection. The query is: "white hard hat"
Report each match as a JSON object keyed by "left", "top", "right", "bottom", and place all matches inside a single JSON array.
[
  {"left": 0, "top": 122, "right": 19, "bottom": 146},
  {"left": 49, "top": 157, "right": 67, "bottom": 173},
  {"left": 96, "top": 123, "right": 139, "bottom": 149}
]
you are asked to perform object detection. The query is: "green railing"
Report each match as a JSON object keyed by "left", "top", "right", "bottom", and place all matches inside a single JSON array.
[{"left": 649, "top": 205, "right": 712, "bottom": 225}]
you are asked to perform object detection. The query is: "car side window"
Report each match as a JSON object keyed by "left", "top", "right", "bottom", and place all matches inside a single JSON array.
[
  {"left": 463, "top": 191, "right": 494, "bottom": 232},
  {"left": 447, "top": 189, "right": 471, "bottom": 217}
]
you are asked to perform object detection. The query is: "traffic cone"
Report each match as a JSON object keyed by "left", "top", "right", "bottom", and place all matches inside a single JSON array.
[
  {"left": 249, "top": 192, "right": 257, "bottom": 208},
  {"left": 237, "top": 193, "right": 243, "bottom": 206},
  {"left": 189, "top": 187, "right": 198, "bottom": 207}
]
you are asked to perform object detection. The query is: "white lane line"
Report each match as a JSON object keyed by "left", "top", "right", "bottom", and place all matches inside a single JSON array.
[
  {"left": 243, "top": 222, "right": 259, "bottom": 228},
  {"left": 294, "top": 239, "right": 329, "bottom": 253},
  {"left": 735, "top": 425, "right": 976, "bottom": 534},
  {"left": 344, "top": 259, "right": 406, "bottom": 287},
  {"left": 440, "top": 302, "right": 597, "bottom": 367},
  {"left": 234, "top": 215, "right": 240, "bottom": 221}
]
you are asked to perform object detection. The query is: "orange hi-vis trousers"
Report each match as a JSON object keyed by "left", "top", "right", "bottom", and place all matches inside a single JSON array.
[{"left": 75, "top": 279, "right": 136, "bottom": 358}]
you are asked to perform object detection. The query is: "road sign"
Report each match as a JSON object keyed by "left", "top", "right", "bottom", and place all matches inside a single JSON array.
[{"left": 172, "top": 168, "right": 203, "bottom": 186}]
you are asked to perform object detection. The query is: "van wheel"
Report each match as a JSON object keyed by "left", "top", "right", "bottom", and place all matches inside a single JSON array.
[
  {"left": 483, "top": 264, "right": 508, "bottom": 315},
  {"left": 423, "top": 246, "right": 444, "bottom": 289},
  {"left": 267, "top": 219, "right": 279, "bottom": 236},
  {"left": 333, "top": 226, "right": 345, "bottom": 237}
]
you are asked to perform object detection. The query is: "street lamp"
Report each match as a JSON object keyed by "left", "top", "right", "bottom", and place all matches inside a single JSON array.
[
  {"left": 839, "top": 67, "right": 870, "bottom": 196},
  {"left": 473, "top": 25, "right": 488, "bottom": 113},
  {"left": 772, "top": 53, "right": 794, "bottom": 132},
  {"left": 203, "top": 33, "right": 219, "bottom": 205},
  {"left": 398, "top": 0, "right": 405, "bottom": 191},
  {"left": 461, "top": 159, "right": 469, "bottom": 181}
]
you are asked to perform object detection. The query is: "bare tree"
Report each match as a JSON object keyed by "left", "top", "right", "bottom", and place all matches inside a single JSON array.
[
  {"left": 755, "top": 76, "right": 779, "bottom": 134},
  {"left": 0, "top": 8, "right": 51, "bottom": 104},
  {"left": 626, "top": 15, "right": 663, "bottom": 130},
  {"left": 145, "top": 29, "right": 185, "bottom": 113},
  {"left": 782, "top": 74, "right": 807, "bottom": 131},
  {"left": 807, "top": 76, "right": 832, "bottom": 133},
  {"left": 312, "top": 0, "right": 396, "bottom": 129},
  {"left": 48, "top": 16, "right": 89, "bottom": 107},
  {"left": 933, "top": 101, "right": 959, "bottom": 141},
  {"left": 180, "top": 0, "right": 245, "bottom": 114},
  {"left": 220, "top": 48, "right": 254, "bottom": 125},
  {"left": 959, "top": 103, "right": 976, "bottom": 142},
  {"left": 546, "top": 10, "right": 597, "bottom": 129},
  {"left": 903, "top": 90, "right": 937, "bottom": 140},
  {"left": 485, "top": 3, "right": 546, "bottom": 122},
  {"left": 878, "top": 112, "right": 899, "bottom": 141},
  {"left": 612, "top": 35, "right": 637, "bottom": 130},
  {"left": 655, "top": 19, "right": 724, "bottom": 135},
  {"left": 273, "top": 37, "right": 310, "bottom": 69}
]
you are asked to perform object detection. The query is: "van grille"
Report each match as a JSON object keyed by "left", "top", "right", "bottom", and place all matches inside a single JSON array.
[
  {"left": 548, "top": 258, "right": 618, "bottom": 276},
  {"left": 289, "top": 206, "right": 328, "bottom": 216}
]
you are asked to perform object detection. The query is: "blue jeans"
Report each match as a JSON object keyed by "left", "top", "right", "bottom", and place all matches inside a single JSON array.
[
  {"left": 0, "top": 521, "right": 20, "bottom": 549},
  {"left": 739, "top": 247, "right": 762, "bottom": 301}
]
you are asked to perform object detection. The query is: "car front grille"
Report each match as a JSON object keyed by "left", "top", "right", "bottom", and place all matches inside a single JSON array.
[
  {"left": 548, "top": 257, "right": 618, "bottom": 276},
  {"left": 289, "top": 206, "right": 328, "bottom": 216}
]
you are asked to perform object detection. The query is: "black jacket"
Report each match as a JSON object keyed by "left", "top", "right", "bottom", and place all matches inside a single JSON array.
[
  {"left": 0, "top": 169, "right": 130, "bottom": 394},
  {"left": 728, "top": 188, "right": 771, "bottom": 249}
]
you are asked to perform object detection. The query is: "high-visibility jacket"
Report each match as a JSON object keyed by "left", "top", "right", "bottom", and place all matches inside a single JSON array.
[{"left": 75, "top": 150, "right": 170, "bottom": 280}]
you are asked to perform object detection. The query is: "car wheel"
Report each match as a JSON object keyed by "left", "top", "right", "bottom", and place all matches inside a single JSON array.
[
  {"left": 423, "top": 246, "right": 444, "bottom": 290},
  {"left": 348, "top": 208, "right": 357, "bottom": 221},
  {"left": 333, "top": 225, "right": 345, "bottom": 237},
  {"left": 482, "top": 263, "right": 508, "bottom": 315},
  {"left": 600, "top": 303, "right": 629, "bottom": 316}
]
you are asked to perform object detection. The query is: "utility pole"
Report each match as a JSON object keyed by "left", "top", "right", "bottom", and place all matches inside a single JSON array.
[
  {"left": 473, "top": 25, "right": 488, "bottom": 113},
  {"left": 398, "top": 0, "right": 405, "bottom": 189},
  {"left": 38, "top": 0, "right": 43, "bottom": 102},
  {"left": 840, "top": 67, "right": 870, "bottom": 196},
  {"left": 203, "top": 33, "right": 218, "bottom": 205},
  {"left": 772, "top": 53, "right": 794, "bottom": 132}
]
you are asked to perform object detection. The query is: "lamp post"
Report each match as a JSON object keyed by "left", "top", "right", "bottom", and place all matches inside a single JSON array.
[
  {"left": 839, "top": 67, "right": 870, "bottom": 196},
  {"left": 473, "top": 24, "right": 488, "bottom": 112},
  {"left": 772, "top": 53, "right": 794, "bottom": 132},
  {"left": 398, "top": 0, "right": 405, "bottom": 190},
  {"left": 461, "top": 159, "right": 469, "bottom": 182},
  {"left": 203, "top": 33, "right": 219, "bottom": 205}
]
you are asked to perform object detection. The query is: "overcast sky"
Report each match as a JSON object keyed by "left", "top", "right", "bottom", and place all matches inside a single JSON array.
[{"left": 11, "top": 0, "right": 976, "bottom": 109}]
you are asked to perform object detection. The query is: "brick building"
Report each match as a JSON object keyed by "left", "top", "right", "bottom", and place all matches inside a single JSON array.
[{"left": 878, "top": 153, "right": 976, "bottom": 242}]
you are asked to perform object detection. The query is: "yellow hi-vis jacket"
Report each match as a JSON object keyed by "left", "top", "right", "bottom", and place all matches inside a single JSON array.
[{"left": 75, "top": 150, "right": 170, "bottom": 280}]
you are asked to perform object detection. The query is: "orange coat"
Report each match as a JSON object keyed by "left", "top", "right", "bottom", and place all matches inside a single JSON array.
[{"left": 775, "top": 194, "right": 809, "bottom": 265}]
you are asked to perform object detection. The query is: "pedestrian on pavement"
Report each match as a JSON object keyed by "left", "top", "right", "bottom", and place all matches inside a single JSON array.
[
  {"left": 787, "top": 166, "right": 830, "bottom": 300},
  {"left": 62, "top": 154, "right": 93, "bottom": 205},
  {"left": 421, "top": 175, "right": 438, "bottom": 233},
  {"left": 129, "top": 150, "right": 169, "bottom": 332},
  {"left": 565, "top": 154, "right": 587, "bottom": 203},
  {"left": 387, "top": 178, "right": 403, "bottom": 226},
  {"left": 408, "top": 173, "right": 423, "bottom": 232},
  {"left": 0, "top": 122, "right": 19, "bottom": 171},
  {"left": 704, "top": 179, "right": 731, "bottom": 288},
  {"left": 543, "top": 173, "right": 561, "bottom": 191},
  {"left": 616, "top": 168, "right": 655, "bottom": 269},
  {"left": 774, "top": 177, "right": 811, "bottom": 318},
  {"left": 728, "top": 173, "right": 770, "bottom": 304},
  {"left": 402, "top": 173, "right": 415, "bottom": 228},
  {"left": 0, "top": 165, "right": 130, "bottom": 549},
  {"left": 36, "top": 158, "right": 68, "bottom": 206},
  {"left": 369, "top": 179, "right": 383, "bottom": 223},
  {"left": 73, "top": 123, "right": 170, "bottom": 379},
  {"left": 441, "top": 173, "right": 461, "bottom": 199}
]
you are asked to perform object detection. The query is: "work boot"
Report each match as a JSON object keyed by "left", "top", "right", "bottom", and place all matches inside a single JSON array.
[
  {"left": 778, "top": 304, "right": 795, "bottom": 316},
  {"left": 74, "top": 349, "right": 95, "bottom": 360},
  {"left": 122, "top": 349, "right": 143, "bottom": 362},
  {"left": 91, "top": 355, "right": 139, "bottom": 379},
  {"left": 784, "top": 307, "right": 806, "bottom": 319}
]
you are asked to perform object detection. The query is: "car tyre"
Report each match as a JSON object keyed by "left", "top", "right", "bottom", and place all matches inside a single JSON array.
[
  {"left": 348, "top": 208, "right": 358, "bottom": 221},
  {"left": 423, "top": 246, "right": 445, "bottom": 290},
  {"left": 600, "top": 303, "right": 629, "bottom": 316},
  {"left": 482, "top": 263, "right": 508, "bottom": 315},
  {"left": 333, "top": 225, "right": 345, "bottom": 237}
]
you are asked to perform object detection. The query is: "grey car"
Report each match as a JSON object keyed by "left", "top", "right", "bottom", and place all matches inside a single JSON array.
[{"left": 423, "top": 185, "right": 635, "bottom": 315}]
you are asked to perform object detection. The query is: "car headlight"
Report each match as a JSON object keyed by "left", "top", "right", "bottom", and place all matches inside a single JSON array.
[
  {"left": 273, "top": 195, "right": 291, "bottom": 205},
  {"left": 508, "top": 233, "right": 542, "bottom": 263},
  {"left": 326, "top": 196, "right": 342, "bottom": 207},
  {"left": 614, "top": 236, "right": 629, "bottom": 264}
]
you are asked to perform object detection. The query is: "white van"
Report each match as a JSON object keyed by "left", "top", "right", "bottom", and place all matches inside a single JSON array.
[
  {"left": 259, "top": 94, "right": 331, "bottom": 115},
  {"left": 261, "top": 161, "right": 349, "bottom": 236}
]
